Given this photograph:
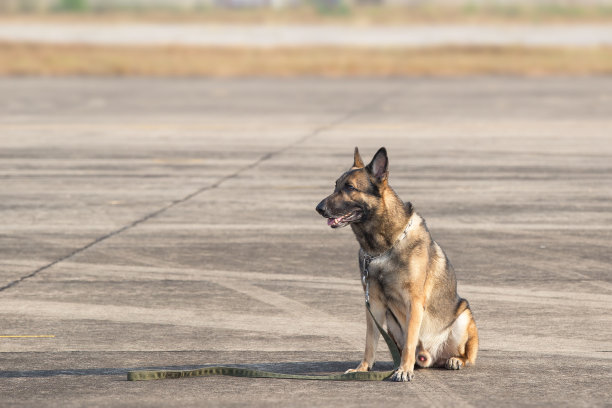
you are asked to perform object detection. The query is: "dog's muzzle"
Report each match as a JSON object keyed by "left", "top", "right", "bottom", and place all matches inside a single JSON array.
[
  {"left": 315, "top": 199, "right": 327, "bottom": 217},
  {"left": 316, "top": 199, "right": 362, "bottom": 229}
]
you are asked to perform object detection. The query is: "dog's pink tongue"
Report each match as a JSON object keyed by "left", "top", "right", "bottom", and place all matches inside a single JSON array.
[{"left": 327, "top": 218, "right": 336, "bottom": 226}]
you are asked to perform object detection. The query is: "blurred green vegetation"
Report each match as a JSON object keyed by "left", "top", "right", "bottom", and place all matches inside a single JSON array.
[
  {"left": 56, "top": 0, "right": 87, "bottom": 12},
  {"left": 2, "top": 1, "right": 612, "bottom": 23}
]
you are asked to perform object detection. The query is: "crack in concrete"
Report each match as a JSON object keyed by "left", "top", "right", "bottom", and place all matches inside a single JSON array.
[{"left": 0, "top": 92, "right": 394, "bottom": 293}]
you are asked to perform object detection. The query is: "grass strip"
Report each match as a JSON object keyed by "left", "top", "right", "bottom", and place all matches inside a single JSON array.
[{"left": 2, "top": 43, "right": 612, "bottom": 77}]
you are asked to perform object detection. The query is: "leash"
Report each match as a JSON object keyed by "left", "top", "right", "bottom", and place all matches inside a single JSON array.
[
  {"left": 127, "top": 302, "right": 400, "bottom": 381},
  {"left": 128, "top": 219, "right": 414, "bottom": 382}
]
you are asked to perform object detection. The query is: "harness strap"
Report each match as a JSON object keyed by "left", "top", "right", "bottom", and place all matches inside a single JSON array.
[{"left": 127, "top": 301, "right": 401, "bottom": 382}]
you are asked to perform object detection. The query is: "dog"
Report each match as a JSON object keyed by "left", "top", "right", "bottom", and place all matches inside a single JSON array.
[{"left": 316, "top": 147, "right": 478, "bottom": 382}]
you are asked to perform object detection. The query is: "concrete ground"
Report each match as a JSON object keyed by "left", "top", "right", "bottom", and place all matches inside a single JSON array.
[{"left": 0, "top": 78, "right": 611, "bottom": 407}]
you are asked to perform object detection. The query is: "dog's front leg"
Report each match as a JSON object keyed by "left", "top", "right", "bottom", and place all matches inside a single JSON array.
[
  {"left": 345, "top": 299, "right": 386, "bottom": 373},
  {"left": 390, "top": 296, "right": 424, "bottom": 382}
]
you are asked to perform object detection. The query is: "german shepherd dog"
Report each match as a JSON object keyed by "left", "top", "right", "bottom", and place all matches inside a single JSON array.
[{"left": 316, "top": 147, "right": 478, "bottom": 382}]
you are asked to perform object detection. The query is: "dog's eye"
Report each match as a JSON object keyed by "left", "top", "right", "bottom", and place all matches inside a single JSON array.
[{"left": 345, "top": 184, "right": 357, "bottom": 192}]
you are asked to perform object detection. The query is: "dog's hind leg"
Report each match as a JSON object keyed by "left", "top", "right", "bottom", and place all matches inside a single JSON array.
[
  {"left": 445, "top": 311, "right": 479, "bottom": 370},
  {"left": 464, "top": 316, "right": 479, "bottom": 365}
]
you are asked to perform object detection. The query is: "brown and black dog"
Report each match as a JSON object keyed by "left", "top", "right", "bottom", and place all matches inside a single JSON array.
[{"left": 316, "top": 147, "right": 478, "bottom": 382}]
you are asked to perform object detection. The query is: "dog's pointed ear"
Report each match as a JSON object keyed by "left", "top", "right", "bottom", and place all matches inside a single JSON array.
[
  {"left": 352, "top": 147, "right": 365, "bottom": 169},
  {"left": 366, "top": 147, "right": 388, "bottom": 183}
]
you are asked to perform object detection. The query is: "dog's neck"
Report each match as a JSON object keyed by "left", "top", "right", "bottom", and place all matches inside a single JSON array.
[{"left": 351, "top": 191, "right": 413, "bottom": 256}]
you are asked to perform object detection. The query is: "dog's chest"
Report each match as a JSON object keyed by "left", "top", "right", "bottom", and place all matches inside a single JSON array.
[{"left": 368, "top": 257, "right": 405, "bottom": 299}]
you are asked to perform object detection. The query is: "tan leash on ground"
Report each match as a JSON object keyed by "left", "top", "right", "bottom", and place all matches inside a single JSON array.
[{"left": 127, "top": 301, "right": 400, "bottom": 381}]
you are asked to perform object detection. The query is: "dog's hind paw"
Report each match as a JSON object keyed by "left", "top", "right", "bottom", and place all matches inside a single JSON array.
[
  {"left": 445, "top": 357, "right": 464, "bottom": 370},
  {"left": 390, "top": 368, "right": 414, "bottom": 382}
]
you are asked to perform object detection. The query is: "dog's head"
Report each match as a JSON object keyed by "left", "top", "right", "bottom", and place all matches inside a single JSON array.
[{"left": 316, "top": 147, "right": 389, "bottom": 228}]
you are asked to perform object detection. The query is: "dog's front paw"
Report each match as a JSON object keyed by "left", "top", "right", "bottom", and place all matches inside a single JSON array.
[
  {"left": 390, "top": 368, "right": 414, "bottom": 382},
  {"left": 345, "top": 362, "right": 370, "bottom": 374},
  {"left": 445, "top": 357, "right": 464, "bottom": 370}
]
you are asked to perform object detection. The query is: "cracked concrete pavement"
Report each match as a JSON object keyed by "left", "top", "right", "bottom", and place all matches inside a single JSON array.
[{"left": 1, "top": 78, "right": 611, "bottom": 407}]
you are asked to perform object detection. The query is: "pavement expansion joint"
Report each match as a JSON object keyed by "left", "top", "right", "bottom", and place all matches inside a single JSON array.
[{"left": 0, "top": 90, "right": 397, "bottom": 293}]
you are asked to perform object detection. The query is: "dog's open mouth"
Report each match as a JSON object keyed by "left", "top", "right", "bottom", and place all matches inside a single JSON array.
[{"left": 326, "top": 210, "right": 362, "bottom": 228}]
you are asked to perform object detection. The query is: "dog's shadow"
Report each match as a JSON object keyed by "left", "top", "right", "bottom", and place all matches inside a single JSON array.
[
  {"left": 0, "top": 361, "right": 399, "bottom": 379},
  {"left": 232, "top": 360, "right": 396, "bottom": 375}
]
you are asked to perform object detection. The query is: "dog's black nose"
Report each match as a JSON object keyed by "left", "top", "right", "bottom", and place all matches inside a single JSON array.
[{"left": 316, "top": 200, "right": 326, "bottom": 216}]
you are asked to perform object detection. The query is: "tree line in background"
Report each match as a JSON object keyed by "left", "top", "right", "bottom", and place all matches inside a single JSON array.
[{"left": 2, "top": 0, "right": 612, "bottom": 15}]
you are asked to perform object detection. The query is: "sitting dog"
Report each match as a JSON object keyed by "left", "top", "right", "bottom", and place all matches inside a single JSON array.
[{"left": 316, "top": 147, "right": 478, "bottom": 382}]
